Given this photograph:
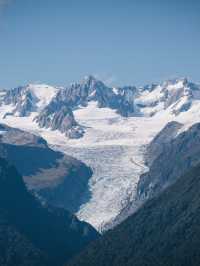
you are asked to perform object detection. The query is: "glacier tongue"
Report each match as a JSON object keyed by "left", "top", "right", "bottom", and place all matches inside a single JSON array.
[
  {"left": 60, "top": 102, "right": 151, "bottom": 230},
  {"left": 37, "top": 102, "right": 172, "bottom": 230}
]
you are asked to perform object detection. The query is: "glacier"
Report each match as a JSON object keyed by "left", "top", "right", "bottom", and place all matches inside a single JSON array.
[{"left": 0, "top": 77, "right": 200, "bottom": 230}]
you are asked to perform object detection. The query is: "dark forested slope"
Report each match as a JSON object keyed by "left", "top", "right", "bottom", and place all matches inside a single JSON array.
[
  {"left": 0, "top": 157, "right": 99, "bottom": 266},
  {"left": 68, "top": 163, "right": 200, "bottom": 266}
]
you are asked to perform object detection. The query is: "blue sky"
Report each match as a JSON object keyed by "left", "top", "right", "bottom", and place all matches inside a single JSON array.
[{"left": 0, "top": 0, "right": 199, "bottom": 88}]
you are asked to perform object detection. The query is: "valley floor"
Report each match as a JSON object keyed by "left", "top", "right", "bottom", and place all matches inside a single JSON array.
[{"left": 1, "top": 101, "right": 200, "bottom": 230}]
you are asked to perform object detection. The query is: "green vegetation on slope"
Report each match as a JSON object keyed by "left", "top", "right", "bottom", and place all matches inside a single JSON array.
[
  {"left": 68, "top": 163, "right": 200, "bottom": 266},
  {"left": 0, "top": 157, "right": 99, "bottom": 266}
]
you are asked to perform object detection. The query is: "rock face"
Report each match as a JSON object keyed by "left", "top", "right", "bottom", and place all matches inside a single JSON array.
[
  {"left": 3, "top": 86, "right": 36, "bottom": 116},
  {"left": 67, "top": 163, "right": 200, "bottom": 266},
  {"left": 54, "top": 76, "right": 115, "bottom": 109},
  {"left": 108, "top": 120, "right": 200, "bottom": 229},
  {"left": 35, "top": 103, "right": 84, "bottom": 138},
  {"left": 0, "top": 157, "right": 99, "bottom": 266},
  {"left": 62, "top": 76, "right": 138, "bottom": 116},
  {"left": 144, "top": 121, "right": 183, "bottom": 166},
  {"left": 114, "top": 86, "right": 138, "bottom": 116},
  {"left": 49, "top": 76, "right": 137, "bottom": 115},
  {"left": 137, "top": 122, "right": 200, "bottom": 201},
  {"left": 0, "top": 124, "right": 92, "bottom": 214}
]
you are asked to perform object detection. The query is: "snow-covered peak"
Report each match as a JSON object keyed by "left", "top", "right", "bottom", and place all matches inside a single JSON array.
[
  {"left": 136, "top": 78, "right": 200, "bottom": 116},
  {"left": 0, "top": 83, "right": 59, "bottom": 117},
  {"left": 26, "top": 84, "right": 58, "bottom": 110}
]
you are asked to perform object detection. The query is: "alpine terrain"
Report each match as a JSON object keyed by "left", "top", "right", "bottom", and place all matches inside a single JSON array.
[{"left": 0, "top": 76, "right": 200, "bottom": 231}]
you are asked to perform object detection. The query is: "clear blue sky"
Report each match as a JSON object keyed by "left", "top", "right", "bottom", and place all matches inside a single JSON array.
[{"left": 0, "top": 0, "right": 199, "bottom": 88}]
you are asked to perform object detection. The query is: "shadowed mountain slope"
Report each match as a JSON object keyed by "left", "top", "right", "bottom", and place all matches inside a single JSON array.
[{"left": 0, "top": 157, "right": 99, "bottom": 266}]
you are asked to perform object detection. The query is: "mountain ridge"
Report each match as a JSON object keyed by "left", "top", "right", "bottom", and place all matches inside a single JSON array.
[
  {"left": 1, "top": 76, "right": 199, "bottom": 138},
  {"left": 0, "top": 123, "right": 92, "bottom": 214}
]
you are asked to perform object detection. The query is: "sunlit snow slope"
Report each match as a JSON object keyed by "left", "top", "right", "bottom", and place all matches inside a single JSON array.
[{"left": 27, "top": 84, "right": 59, "bottom": 110}]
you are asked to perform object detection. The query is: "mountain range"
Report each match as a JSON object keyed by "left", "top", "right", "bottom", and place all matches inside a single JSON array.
[{"left": 1, "top": 76, "right": 199, "bottom": 138}]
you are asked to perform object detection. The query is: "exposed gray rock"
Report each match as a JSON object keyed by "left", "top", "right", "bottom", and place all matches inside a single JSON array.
[
  {"left": 145, "top": 121, "right": 183, "bottom": 166},
  {"left": 137, "top": 122, "right": 200, "bottom": 201},
  {"left": 3, "top": 86, "right": 25, "bottom": 105},
  {"left": 56, "top": 75, "right": 115, "bottom": 109},
  {"left": 2, "top": 86, "right": 37, "bottom": 116},
  {"left": 14, "top": 91, "right": 36, "bottom": 116},
  {"left": 35, "top": 104, "right": 84, "bottom": 139},
  {"left": 115, "top": 86, "right": 138, "bottom": 116}
]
